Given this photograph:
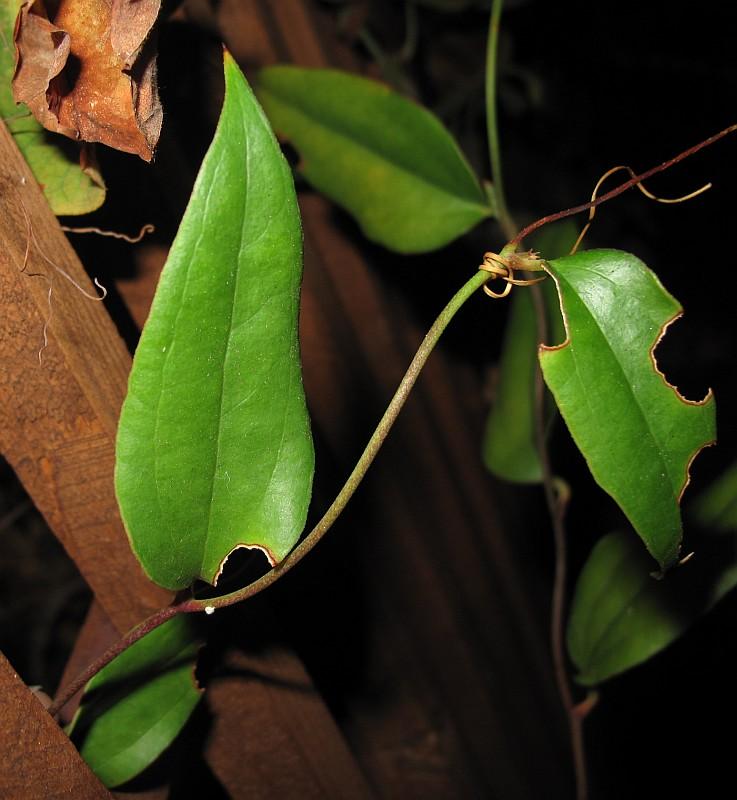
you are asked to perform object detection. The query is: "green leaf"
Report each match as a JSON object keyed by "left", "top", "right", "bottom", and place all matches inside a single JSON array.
[
  {"left": 482, "top": 222, "right": 574, "bottom": 483},
  {"left": 115, "top": 54, "right": 314, "bottom": 590},
  {"left": 255, "top": 66, "right": 493, "bottom": 254},
  {"left": 568, "top": 531, "right": 687, "bottom": 686},
  {"left": 69, "top": 616, "right": 202, "bottom": 788},
  {"left": 692, "top": 460, "right": 737, "bottom": 533},
  {"left": 539, "top": 249, "right": 715, "bottom": 570},
  {"left": 0, "top": 0, "right": 105, "bottom": 215},
  {"left": 568, "top": 530, "right": 737, "bottom": 686}
]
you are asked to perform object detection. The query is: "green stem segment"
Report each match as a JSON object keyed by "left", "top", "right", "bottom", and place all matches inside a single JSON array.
[
  {"left": 48, "top": 270, "right": 491, "bottom": 719},
  {"left": 485, "top": 0, "right": 515, "bottom": 241}
]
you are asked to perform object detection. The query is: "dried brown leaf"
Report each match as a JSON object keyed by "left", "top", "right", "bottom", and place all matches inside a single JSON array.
[{"left": 12, "top": 0, "right": 162, "bottom": 161}]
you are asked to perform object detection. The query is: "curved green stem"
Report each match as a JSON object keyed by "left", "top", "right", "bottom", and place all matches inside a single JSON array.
[
  {"left": 49, "top": 269, "right": 491, "bottom": 718},
  {"left": 486, "top": 0, "right": 515, "bottom": 241},
  {"left": 183, "top": 268, "right": 489, "bottom": 612}
]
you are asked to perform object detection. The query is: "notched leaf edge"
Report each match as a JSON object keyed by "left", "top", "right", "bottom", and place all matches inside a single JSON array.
[
  {"left": 650, "top": 311, "right": 716, "bottom": 505},
  {"left": 537, "top": 264, "right": 567, "bottom": 352},
  {"left": 539, "top": 260, "right": 716, "bottom": 555}
]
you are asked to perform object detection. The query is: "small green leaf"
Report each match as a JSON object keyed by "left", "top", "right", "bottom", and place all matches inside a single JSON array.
[
  {"left": 568, "top": 531, "right": 687, "bottom": 686},
  {"left": 539, "top": 250, "right": 715, "bottom": 570},
  {"left": 568, "top": 530, "right": 737, "bottom": 686},
  {"left": 692, "top": 460, "right": 737, "bottom": 533},
  {"left": 255, "top": 66, "right": 493, "bottom": 254},
  {"left": 482, "top": 222, "right": 574, "bottom": 483},
  {"left": 0, "top": 0, "right": 105, "bottom": 215},
  {"left": 69, "top": 616, "right": 202, "bottom": 788},
  {"left": 115, "top": 54, "right": 314, "bottom": 590}
]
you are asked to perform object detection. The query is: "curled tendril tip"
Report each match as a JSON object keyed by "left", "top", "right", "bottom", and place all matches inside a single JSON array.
[{"left": 478, "top": 250, "right": 546, "bottom": 299}]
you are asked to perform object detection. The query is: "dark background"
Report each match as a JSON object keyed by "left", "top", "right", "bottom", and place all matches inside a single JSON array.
[{"left": 2, "top": 1, "right": 736, "bottom": 797}]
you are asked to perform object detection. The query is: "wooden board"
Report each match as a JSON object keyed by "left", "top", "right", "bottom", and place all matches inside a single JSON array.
[
  {"left": 0, "top": 650, "right": 112, "bottom": 800},
  {"left": 0, "top": 121, "right": 172, "bottom": 632}
]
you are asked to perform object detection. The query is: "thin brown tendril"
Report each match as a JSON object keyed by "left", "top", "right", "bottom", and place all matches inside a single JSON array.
[
  {"left": 10, "top": 180, "right": 108, "bottom": 301},
  {"left": 478, "top": 251, "right": 546, "bottom": 299},
  {"left": 60, "top": 223, "right": 155, "bottom": 243},
  {"left": 8, "top": 179, "right": 108, "bottom": 361},
  {"left": 570, "top": 165, "right": 711, "bottom": 254},
  {"left": 511, "top": 123, "right": 737, "bottom": 246},
  {"left": 29, "top": 222, "right": 107, "bottom": 301}
]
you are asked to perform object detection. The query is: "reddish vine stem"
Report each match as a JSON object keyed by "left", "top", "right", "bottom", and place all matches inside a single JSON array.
[
  {"left": 46, "top": 604, "right": 183, "bottom": 719},
  {"left": 511, "top": 123, "right": 737, "bottom": 246},
  {"left": 529, "top": 283, "right": 588, "bottom": 800},
  {"left": 517, "top": 126, "right": 737, "bottom": 796}
]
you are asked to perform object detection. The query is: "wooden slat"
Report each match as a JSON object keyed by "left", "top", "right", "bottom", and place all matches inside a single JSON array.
[
  {"left": 0, "top": 121, "right": 172, "bottom": 631},
  {"left": 205, "top": 604, "right": 373, "bottom": 800},
  {"left": 0, "top": 650, "right": 112, "bottom": 800}
]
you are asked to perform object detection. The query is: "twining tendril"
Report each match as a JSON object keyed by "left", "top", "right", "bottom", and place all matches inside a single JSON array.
[
  {"left": 60, "top": 223, "right": 155, "bottom": 243},
  {"left": 478, "top": 250, "right": 546, "bottom": 299},
  {"left": 7, "top": 178, "right": 108, "bottom": 362},
  {"left": 510, "top": 124, "right": 737, "bottom": 247},
  {"left": 570, "top": 165, "right": 711, "bottom": 254}
]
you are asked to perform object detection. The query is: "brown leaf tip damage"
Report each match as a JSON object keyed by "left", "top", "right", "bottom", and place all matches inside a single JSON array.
[
  {"left": 12, "top": 0, "right": 163, "bottom": 161},
  {"left": 211, "top": 543, "right": 278, "bottom": 587}
]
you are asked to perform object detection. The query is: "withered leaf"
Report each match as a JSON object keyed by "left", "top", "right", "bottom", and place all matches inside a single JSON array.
[{"left": 12, "top": 0, "right": 162, "bottom": 161}]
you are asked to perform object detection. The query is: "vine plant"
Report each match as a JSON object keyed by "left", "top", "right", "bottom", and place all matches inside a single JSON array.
[{"left": 6, "top": 1, "right": 737, "bottom": 797}]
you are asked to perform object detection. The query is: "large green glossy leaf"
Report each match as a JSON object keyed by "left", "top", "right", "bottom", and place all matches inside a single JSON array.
[
  {"left": 568, "top": 530, "right": 737, "bottom": 686},
  {"left": 539, "top": 250, "right": 715, "bottom": 570},
  {"left": 692, "top": 460, "right": 737, "bottom": 533},
  {"left": 255, "top": 66, "right": 493, "bottom": 254},
  {"left": 482, "top": 222, "right": 574, "bottom": 483},
  {"left": 0, "top": 0, "right": 105, "bottom": 215},
  {"left": 115, "top": 54, "right": 314, "bottom": 590},
  {"left": 69, "top": 616, "right": 202, "bottom": 788}
]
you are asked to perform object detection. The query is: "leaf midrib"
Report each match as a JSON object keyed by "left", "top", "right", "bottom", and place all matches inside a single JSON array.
[{"left": 201, "top": 108, "right": 250, "bottom": 580}]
